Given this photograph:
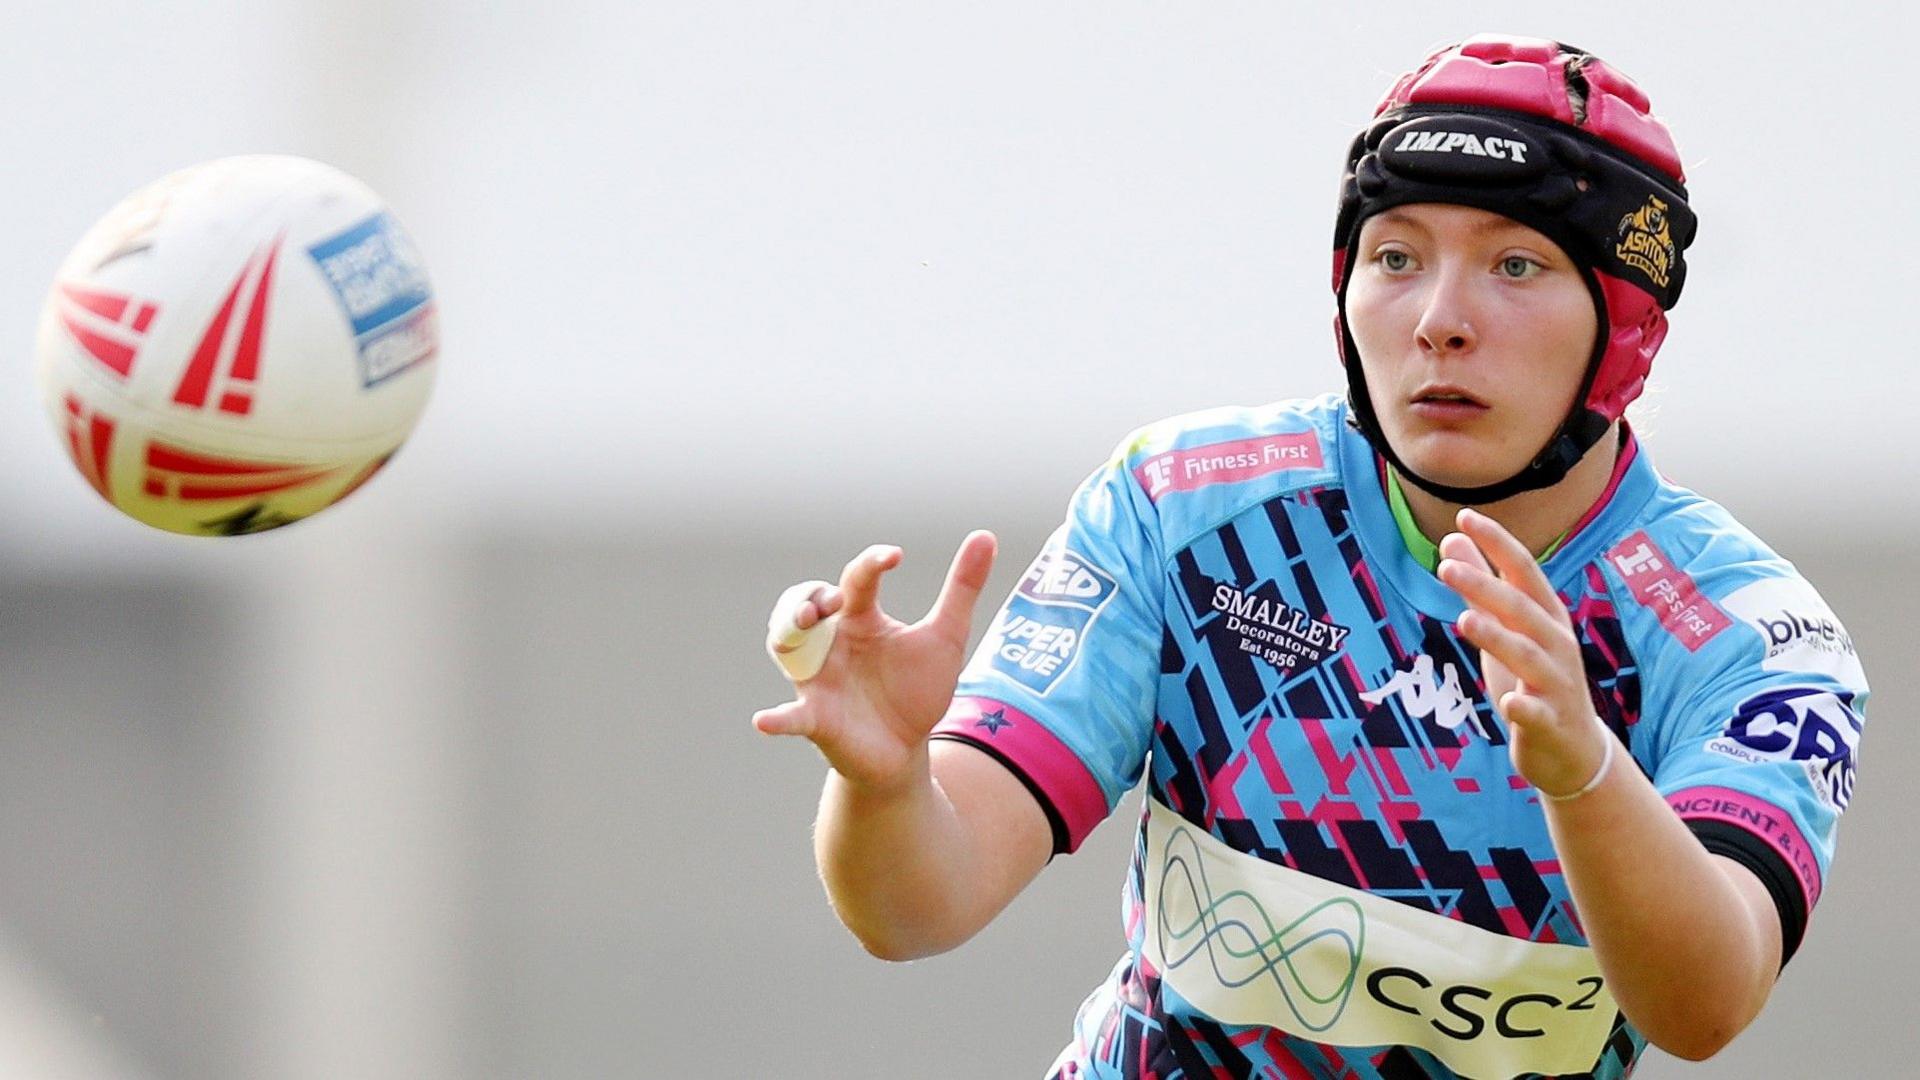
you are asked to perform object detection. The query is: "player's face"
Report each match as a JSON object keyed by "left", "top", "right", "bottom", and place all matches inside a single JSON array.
[{"left": 1345, "top": 203, "right": 1598, "bottom": 489}]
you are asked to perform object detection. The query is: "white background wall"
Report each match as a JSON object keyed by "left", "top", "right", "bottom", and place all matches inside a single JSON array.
[
  {"left": 2, "top": 1, "right": 1915, "bottom": 559},
  {"left": 0, "top": 3, "right": 1913, "bottom": 1077}
]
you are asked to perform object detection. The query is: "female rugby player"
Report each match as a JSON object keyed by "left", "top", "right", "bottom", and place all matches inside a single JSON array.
[{"left": 756, "top": 35, "right": 1868, "bottom": 1078}]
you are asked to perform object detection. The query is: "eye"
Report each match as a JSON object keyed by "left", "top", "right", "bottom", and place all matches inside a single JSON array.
[
  {"left": 1498, "top": 255, "right": 1542, "bottom": 279},
  {"left": 1378, "top": 249, "right": 1413, "bottom": 272}
]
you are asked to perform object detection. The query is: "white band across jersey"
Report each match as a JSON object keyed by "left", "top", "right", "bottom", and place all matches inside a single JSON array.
[{"left": 1140, "top": 797, "right": 1619, "bottom": 1076}]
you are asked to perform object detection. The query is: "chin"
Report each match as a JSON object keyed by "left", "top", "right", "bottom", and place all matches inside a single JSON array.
[{"left": 1385, "top": 428, "right": 1525, "bottom": 491}]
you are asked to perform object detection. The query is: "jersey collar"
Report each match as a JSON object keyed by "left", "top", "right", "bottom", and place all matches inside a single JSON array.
[{"left": 1339, "top": 404, "right": 1658, "bottom": 619}]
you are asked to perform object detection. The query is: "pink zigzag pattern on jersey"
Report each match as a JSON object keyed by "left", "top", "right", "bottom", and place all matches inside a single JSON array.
[{"left": 1564, "top": 563, "right": 1643, "bottom": 732}]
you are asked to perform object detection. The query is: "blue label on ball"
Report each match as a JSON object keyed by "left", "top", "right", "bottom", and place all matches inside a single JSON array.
[{"left": 308, "top": 212, "right": 437, "bottom": 387}]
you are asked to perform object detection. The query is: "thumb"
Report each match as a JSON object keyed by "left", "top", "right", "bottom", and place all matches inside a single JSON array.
[
  {"left": 752, "top": 700, "right": 817, "bottom": 740},
  {"left": 918, "top": 530, "right": 998, "bottom": 643}
]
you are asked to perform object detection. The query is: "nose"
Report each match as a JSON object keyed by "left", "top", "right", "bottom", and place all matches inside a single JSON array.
[{"left": 1414, "top": 271, "right": 1478, "bottom": 356}]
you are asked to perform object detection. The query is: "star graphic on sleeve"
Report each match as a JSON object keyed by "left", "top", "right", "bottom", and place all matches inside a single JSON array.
[{"left": 974, "top": 708, "right": 1013, "bottom": 735}]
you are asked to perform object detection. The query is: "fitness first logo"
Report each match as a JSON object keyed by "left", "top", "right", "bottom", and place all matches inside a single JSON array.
[
  {"left": 1615, "top": 195, "right": 1676, "bottom": 289},
  {"left": 981, "top": 546, "right": 1118, "bottom": 695},
  {"left": 1605, "top": 532, "right": 1731, "bottom": 651},
  {"left": 1133, "top": 431, "right": 1322, "bottom": 503},
  {"left": 1708, "top": 687, "right": 1862, "bottom": 810},
  {"left": 1720, "top": 577, "right": 1865, "bottom": 683}
]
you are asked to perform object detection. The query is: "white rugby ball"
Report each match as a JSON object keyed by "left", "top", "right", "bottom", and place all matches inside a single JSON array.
[{"left": 35, "top": 154, "right": 438, "bottom": 536}]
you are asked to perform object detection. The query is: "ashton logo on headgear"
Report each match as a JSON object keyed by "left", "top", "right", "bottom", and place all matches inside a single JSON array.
[{"left": 1615, "top": 195, "right": 1676, "bottom": 289}]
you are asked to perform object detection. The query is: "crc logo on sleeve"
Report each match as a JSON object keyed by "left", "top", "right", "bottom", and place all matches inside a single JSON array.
[
  {"left": 986, "top": 548, "right": 1118, "bottom": 694},
  {"left": 1707, "top": 687, "right": 1862, "bottom": 810},
  {"left": 1720, "top": 578, "right": 1865, "bottom": 684}
]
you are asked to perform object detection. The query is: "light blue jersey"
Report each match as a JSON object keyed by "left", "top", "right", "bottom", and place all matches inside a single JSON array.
[{"left": 932, "top": 395, "right": 1867, "bottom": 1079}]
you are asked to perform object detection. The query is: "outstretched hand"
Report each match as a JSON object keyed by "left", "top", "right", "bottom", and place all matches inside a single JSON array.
[
  {"left": 754, "top": 531, "right": 999, "bottom": 796},
  {"left": 1436, "top": 508, "right": 1610, "bottom": 799}
]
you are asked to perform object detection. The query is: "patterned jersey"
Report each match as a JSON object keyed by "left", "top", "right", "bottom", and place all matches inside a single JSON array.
[{"left": 931, "top": 394, "right": 1868, "bottom": 1080}]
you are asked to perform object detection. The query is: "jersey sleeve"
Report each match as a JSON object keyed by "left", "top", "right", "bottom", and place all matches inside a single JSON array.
[
  {"left": 931, "top": 441, "right": 1165, "bottom": 855},
  {"left": 1632, "top": 558, "right": 1869, "bottom": 965}
]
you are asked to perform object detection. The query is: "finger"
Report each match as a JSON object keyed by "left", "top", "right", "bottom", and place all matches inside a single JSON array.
[
  {"left": 786, "top": 584, "right": 839, "bottom": 635},
  {"left": 917, "top": 531, "right": 998, "bottom": 641},
  {"left": 767, "top": 579, "right": 841, "bottom": 682},
  {"left": 1455, "top": 609, "right": 1563, "bottom": 690},
  {"left": 1456, "top": 508, "right": 1564, "bottom": 614},
  {"left": 787, "top": 600, "right": 821, "bottom": 637},
  {"left": 813, "top": 586, "right": 846, "bottom": 620},
  {"left": 1498, "top": 691, "right": 1555, "bottom": 728},
  {"left": 1437, "top": 530, "right": 1491, "bottom": 574},
  {"left": 752, "top": 701, "right": 817, "bottom": 739},
  {"left": 839, "top": 544, "right": 903, "bottom": 618},
  {"left": 1438, "top": 558, "right": 1571, "bottom": 646},
  {"left": 767, "top": 579, "right": 833, "bottom": 651}
]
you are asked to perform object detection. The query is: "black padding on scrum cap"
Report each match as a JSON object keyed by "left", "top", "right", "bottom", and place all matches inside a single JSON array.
[
  {"left": 1376, "top": 114, "right": 1551, "bottom": 185},
  {"left": 1336, "top": 106, "right": 1696, "bottom": 309}
]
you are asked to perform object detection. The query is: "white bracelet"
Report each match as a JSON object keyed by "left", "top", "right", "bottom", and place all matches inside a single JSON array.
[{"left": 1543, "top": 733, "right": 1617, "bottom": 803}]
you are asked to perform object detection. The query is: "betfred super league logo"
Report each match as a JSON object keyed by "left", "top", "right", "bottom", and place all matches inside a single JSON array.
[{"left": 981, "top": 547, "right": 1119, "bottom": 695}]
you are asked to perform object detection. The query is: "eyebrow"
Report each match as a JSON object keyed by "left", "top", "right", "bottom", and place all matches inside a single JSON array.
[{"left": 1371, "top": 209, "right": 1537, "bottom": 237}]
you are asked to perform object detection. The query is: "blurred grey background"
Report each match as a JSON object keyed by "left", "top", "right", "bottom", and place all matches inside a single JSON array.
[{"left": 1, "top": 2, "right": 1914, "bottom": 1077}]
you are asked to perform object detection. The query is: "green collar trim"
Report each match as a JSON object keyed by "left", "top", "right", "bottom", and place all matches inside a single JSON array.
[
  {"left": 1384, "top": 468, "right": 1568, "bottom": 573},
  {"left": 1385, "top": 468, "right": 1442, "bottom": 571}
]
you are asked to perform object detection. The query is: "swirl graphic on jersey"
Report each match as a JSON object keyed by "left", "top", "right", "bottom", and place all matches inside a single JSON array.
[{"left": 1155, "top": 825, "right": 1366, "bottom": 1033}]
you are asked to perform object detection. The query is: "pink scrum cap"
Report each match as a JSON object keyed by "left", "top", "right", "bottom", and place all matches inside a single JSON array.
[{"left": 1332, "top": 35, "right": 1696, "bottom": 504}]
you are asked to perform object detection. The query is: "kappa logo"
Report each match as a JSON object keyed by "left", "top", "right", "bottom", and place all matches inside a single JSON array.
[
  {"left": 141, "top": 440, "right": 338, "bottom": 503},
  {"left": 1392, "top": 129, "right": 1531, "bottom": 163},
  {"left": 55, "top": 283, "right": 161, "bottom": 380},
  {"left": 173, "top": 237, "right": 285, "bottom": 417},
  {"left": 1616, "top": 195, "right": 1676, "bottom": 289},
  {"left": 1361, "top": 655, "right": 1479, "bottom": 736}
]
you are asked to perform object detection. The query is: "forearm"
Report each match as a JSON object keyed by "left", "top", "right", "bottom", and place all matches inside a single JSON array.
[
  {"left": 813, "top": 741, "right": 1048, "bottom": 961},
  {"left": 1544, "top": 755, "right": 1780, "bottom": 1059},
  {"left": 814, "top": 750, "right": 976, "bottom": 959}
]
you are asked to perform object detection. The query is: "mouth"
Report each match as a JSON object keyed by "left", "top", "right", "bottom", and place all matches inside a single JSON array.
[{"left": 1410, "top": 385, "right": 1487, "bottom": 407}]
